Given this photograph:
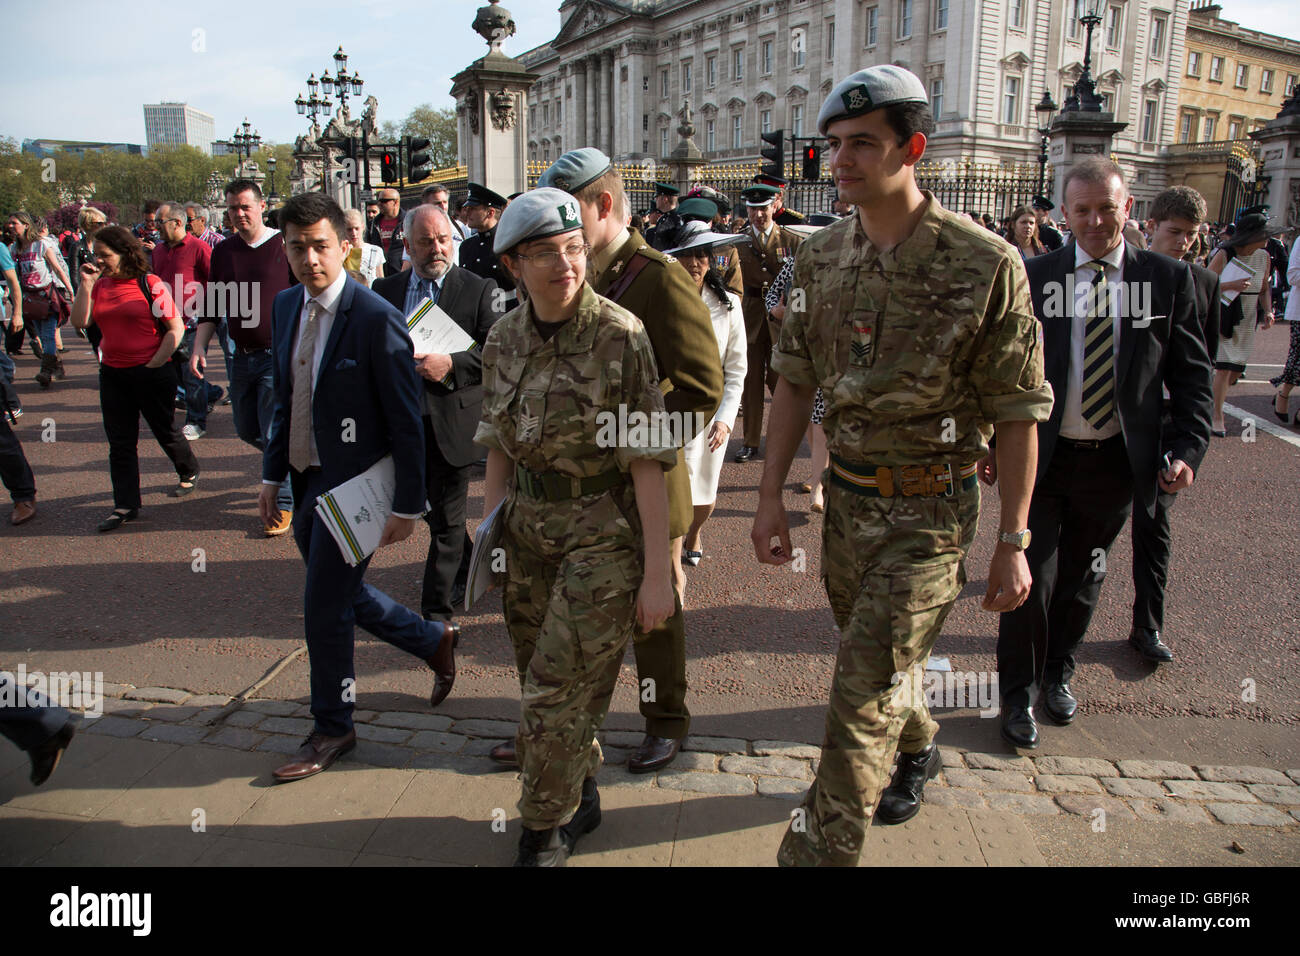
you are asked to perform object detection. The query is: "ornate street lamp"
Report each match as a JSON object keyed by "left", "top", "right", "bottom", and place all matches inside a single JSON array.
[
  {"left": 1064, "top": 0, "right": 1105, "bottom": 112},
  {"left": 267, "top": 156, "right": 277, "bottom": 203},
  {"left": 215, "top": 117, "right": 263, "bottom": 177},
  {"left": 295, "top": 47, "right": 369, "bottom": 201},
  {"left": 1035, "top": 89, "right": 1058, "bottom": 195}
]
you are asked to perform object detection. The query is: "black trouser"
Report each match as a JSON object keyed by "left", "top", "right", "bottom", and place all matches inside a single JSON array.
[
  {"left": 98, "top": 363, "right": 199, "bottom": 511},
  {"left": 1131, "top": 488, "right": 1176, "bottom": 632},
  {"left": 634, "top": 599, "right": 690, "bottom": 739},
  {"left": 997, "top": 437, "right": 1133, "bottom": 709},
  {"left": 0, "top": 411, "right": 35, "bottom": 504},
  {"left": 419, "top": 420, "right": 471, "bottom": 622},
  {"left": 0, "top": 675, "right": 71, "bottom": 752}
]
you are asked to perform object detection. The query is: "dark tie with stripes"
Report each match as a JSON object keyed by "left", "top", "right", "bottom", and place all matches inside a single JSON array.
[{"left": 1079, "top": 259, "right": 1114, "bottom": 430}]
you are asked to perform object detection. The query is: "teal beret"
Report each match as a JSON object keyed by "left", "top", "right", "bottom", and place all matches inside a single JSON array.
[
  {"left": 818, "top": 66, "right": 928, "bottom": 135},
  {"left": 538, "top": 148, "right": 613, "bottom": 194}
]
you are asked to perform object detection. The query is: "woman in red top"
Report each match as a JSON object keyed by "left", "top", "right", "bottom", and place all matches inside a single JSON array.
[{"left": 70, "top": 226, "right": 200, "bottom": 531}]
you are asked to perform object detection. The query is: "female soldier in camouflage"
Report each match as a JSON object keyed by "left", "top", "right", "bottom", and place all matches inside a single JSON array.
[{"left": 475, "top": 188, "right": 677, "bottom": 867}]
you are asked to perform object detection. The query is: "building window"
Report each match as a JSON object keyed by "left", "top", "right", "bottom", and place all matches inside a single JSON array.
[
  {"left": 1141, "top": 99, "right": 1159, "bottom": 141},
  {"left": 826, "top": 20, "right": 835, "bottom": 59},
  {"left": 1003, "top": 75, "right": 1021, "bottom": 125},
  {"left": 1261, "top": 69, "right": 1274, "bottom": 94},
  {"left": 733, "top": 46, "right": 744, "bottom": 80},
  {"left": 661, "top": 69, "right": 669, "bottom": 97},
  {"left": 793, "top": 33, "right": 805, "bottom": 69},
  {"left": 1105, "top": 5, "right": 1121, "bottom": 49},
  {"left": 866, "top": 6, "right": 879, "bottom": 46},
  {"left": 706, "top": 119, "right": 716, "bottom": 151},
  {"left": 1009, "top": 0, "right": 1023, "bottom": 29},
  {"left": 707, "top": 55, "right": 717, "bottom": 88},
  {"left": 1178, "top": 112, "right": 1194, "bottom": 143},
  {"left": 1203, "top": 115, "right": 1218, "bottom": 140},
  {"left": 898, "top": 0, "right": 913, "bottom": 39},
  {"left": 732, "top": 115, "right": 743, "bottom": 149},
  {"left": 1187, "top": 51, "right": 1201, "bottom": 77},
  {"left": 935, "top": 0, "right": 949, "bottom": 30},
  {"left": 643, "top": 76, "right": 649, "bottom": 92},
  {"left": 761, "top": 39, "right": 773, "bottom": 74},
  {"left": 1235, "top": 63, "right": 1248, "bottom": 88},
  {"left": 661, "top": 128, "right": 668, "bottom": 155},
  {"left": 930, "top": 78, "right": 944, "bottom": 118},
  {"left": 761, "top": 109, "right": 772, "bottom": 134},
  {"left": 683, "top": 62, "right": 692, "bottom": 93},
  {"left": 1067, "top": 0, "right": 1081, "bottom": 40},
  {"left": 530, "top": 106, "right": 536, "bottom": 128},
  {"left": 643, "top": 114, "right": 649, "bottom": 131},
  {"left": 1151, "top": 15, "right": 1166, "bottom": 59},
  {"left": 1209, "top": 56, "right": 1223, "bottom": 81},
  {"left": 1287, "top": 74, "right": 1298, "bottom": 97},
  {"left": 556, "top": 100, "right": 562, "bottom": 123},
  {"left": 1228, "top": 117, "right": 1242, "bottom": 139},
  {"left": 792, "top": 103, "right": 804, "bottom": 136},
  {"left": 1101, "top": 92, "right": 1113, "bottom": 112}
]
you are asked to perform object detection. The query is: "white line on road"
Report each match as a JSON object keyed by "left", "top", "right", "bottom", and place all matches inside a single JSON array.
[{"left": 1223, "top": 402, "right": 1300, "bottom": 451}]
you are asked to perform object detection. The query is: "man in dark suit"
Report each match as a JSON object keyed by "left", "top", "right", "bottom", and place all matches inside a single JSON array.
[
  {"left": 372, "top": 204, "right": 500, "bottom": 623},
  {"left": 260, "top": 193, "right": 459, "bottom": 783},
  {"left": 1129, "top": 186, "right": 1221, "bottom": 664},
  {"left": 990, "top": 158, "right": 1212, "bottom": 748},
  {"left": 458, "top": 183, "right": 515, "bottom": 306}
]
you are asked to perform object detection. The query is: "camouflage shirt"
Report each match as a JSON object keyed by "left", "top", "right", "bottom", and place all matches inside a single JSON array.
[
  {"left": 772, "top": 192, "right": 1053, "bottom": 464},
  {"left": 475, "top": 283, "right": 678, "bottom": 476}
]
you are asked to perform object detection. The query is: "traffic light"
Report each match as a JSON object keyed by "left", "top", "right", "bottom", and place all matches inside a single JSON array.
[
  {"left": 760, "top": 128, "right": 785, "bottom": 180},
  {"left": 802, "top": 143, "right": 822, "bottom": 181},
  {"left": 406, "top": 136, "right": 433, "bottom": 183},
  {"left": 379, "top": 149, "right": 399, "bottom": 184}
]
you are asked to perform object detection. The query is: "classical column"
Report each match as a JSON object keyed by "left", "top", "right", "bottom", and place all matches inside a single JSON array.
[
  {"left": 604, "top": 50, "right": 616, "bottom": 157},
  {"left": 575, "top": 59, "right": 588, "bottom": 149},
  {"left": 585, "top": 55, "right": 597, "bottom": 150}
]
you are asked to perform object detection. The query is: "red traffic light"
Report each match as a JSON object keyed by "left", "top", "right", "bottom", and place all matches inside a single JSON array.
[{"left": 380, "top": 149, "right": 399, "bottom": 183}]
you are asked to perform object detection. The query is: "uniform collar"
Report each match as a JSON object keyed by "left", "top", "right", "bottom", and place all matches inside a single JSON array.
[
  {"left": 519, "top": 282, "right": 602, "bottom": 355},
  {"left": 839, "top": 190, "right": 944, "bottom": 271},
  {"left": 590, "top": 227, "right": 632, "bottom": 283}
]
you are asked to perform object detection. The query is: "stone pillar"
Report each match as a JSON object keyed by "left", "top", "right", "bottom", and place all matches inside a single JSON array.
[
  {"left": 1047, "top": 109, "right": 1128, "bottom": 205},
  {"left": 575, "top": 60, "right": 588, "bottom": 148},
  {"left": 449, "top": 2, "right": 539, "bottom": 195},
  {"left": 585, "top": 56, "right": 597, "bottom": 150},
  {"left": 1250, "top": 96, "right": 1300, "bottom": 232},
  {"left": 604, "top": 50, "right": 616, "bottom": 157}
]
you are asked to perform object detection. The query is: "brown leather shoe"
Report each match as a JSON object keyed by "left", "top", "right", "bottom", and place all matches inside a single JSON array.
[
  {"left": 490, "top": 738, "right": 519, "bottom": 768},
  {"left": 271, "top": 730, "right": 356, "bottom": 783},
  {"left": 425, "top": 621, "right": 460, "bottom": 707},
  {"left": 11, "top": 499, "right": 36, "bottom": 526},
  {"left": 627, "top": 734, "right": 682, "bottom": 774}
]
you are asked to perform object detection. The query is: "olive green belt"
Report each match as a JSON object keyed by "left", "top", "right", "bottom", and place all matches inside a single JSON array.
[
  {"left": 829, "top": 455, "right": 978, "bottom": 498},
  {"left": 515, "top": 465, "right": 624, "bottom": 502}
]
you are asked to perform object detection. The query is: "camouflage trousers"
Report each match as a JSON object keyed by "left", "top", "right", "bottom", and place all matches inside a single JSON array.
[
  {"left": 502, "top": 487, "right": 643, "bottom": 830},
  {"left": 778, "top": 479, "right": 980, "bottom": 867}
]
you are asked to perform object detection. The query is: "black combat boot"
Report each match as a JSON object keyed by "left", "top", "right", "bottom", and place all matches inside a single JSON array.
[
  {"left": 875, "top": 744, "right": 941, "bottom": 825},
  {"left": 34, "top": 354, "right": 59, "bottom": 389},
  {"left": 560, "top": 777, "right": 602, "bottom": 853},
  {"left": 513, "top": 826, "right": 568, "bottom": 867}
]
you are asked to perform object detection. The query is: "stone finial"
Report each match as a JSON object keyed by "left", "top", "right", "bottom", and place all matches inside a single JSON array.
[{"left": 474, "top": 1, "right": 516, "bottom": 54}]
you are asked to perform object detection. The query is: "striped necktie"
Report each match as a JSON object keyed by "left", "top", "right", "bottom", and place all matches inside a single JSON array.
[
  {"left": 1079, "top": 260, "right": 1115, "bottom": 430},
  {"left": 289, "top": 302, "right": 321, "bottom": 472}
]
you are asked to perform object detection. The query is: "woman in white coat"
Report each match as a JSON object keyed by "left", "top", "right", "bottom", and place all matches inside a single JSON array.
[{"left": 666, "top": 222, "right": 747, "bottom": 569}]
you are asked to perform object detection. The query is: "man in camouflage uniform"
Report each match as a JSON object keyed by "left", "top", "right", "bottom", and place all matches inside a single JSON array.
[
  {"left": 475, "top": 189, "right": 677, "bottom": 866},
  {"left": 733, "top": 184, "right": 804, "bottom": 462},
  {"left": 752, "top": 66, "right": 1054, "bottom": 866}
]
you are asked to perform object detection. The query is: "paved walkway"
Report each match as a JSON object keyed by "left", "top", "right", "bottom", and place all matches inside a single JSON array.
[{"left": 3, "top": 684, "right": 1298, "bottom": 866}]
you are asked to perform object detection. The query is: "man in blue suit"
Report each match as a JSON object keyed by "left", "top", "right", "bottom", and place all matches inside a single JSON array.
[{"left": 259, "top": 193, "right": 459, "bottom": 783}]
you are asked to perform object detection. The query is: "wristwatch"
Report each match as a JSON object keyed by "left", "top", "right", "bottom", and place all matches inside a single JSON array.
[{"left": 998, "top": 529, "right": 1032, "bottom": 551}]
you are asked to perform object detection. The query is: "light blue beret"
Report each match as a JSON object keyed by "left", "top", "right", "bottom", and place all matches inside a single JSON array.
[
  {"left": 538, "top": 147, "right": 613, "bottom": 194},
  {"left": 493, "top": 187, "right": 585, "bottom": 254}
]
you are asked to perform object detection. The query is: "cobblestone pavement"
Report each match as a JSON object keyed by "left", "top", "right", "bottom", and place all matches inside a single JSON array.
[{"left": 77, "top": 685, "right": 1300, "bottom": 830}]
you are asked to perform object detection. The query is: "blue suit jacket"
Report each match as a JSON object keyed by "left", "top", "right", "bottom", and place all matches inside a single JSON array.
[{"left": 263, "top": 276, "right": 427, "bottom": 515}]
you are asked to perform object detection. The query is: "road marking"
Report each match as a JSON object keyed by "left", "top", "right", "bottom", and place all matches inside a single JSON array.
[{"left": 1224, "top": 402, "right": 1300, "bottom": 451}]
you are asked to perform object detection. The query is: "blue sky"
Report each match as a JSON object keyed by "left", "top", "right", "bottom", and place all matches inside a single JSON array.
[{"left": 4, "top": 0, "right": 1298, "bottom": 147}]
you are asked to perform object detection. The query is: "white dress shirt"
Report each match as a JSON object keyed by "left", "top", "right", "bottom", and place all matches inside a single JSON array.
[{"left": 1059, "top": 242, "right": 1126, "bottom": 440}]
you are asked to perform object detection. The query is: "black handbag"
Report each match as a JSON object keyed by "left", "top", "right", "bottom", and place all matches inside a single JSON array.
[{"left": 135, "top": 275, "right": 191, "bottom": 368}]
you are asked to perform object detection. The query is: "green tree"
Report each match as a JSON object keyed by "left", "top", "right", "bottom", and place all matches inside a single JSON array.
[{"left": 400, "top": 104, "right": 458, "bottom": 168}]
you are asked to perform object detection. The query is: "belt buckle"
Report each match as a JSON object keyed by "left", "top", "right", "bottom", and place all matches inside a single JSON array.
[
  {"left": 938, "top": 463, "right": 955, "bottom": 497},
  {"left": 875, "top": 466, "right": 895, "bottom": 497}
]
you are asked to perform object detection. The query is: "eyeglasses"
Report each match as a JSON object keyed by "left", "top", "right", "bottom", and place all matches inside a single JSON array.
[
  {"left": 187, "top": 217, "right": 202, "bottom": 223},
  {"left": 514, "top": 242, "right": 589, "bottom": 268}
]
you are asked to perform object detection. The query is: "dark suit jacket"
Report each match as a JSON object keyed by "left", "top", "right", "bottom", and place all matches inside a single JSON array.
[
  {"left": 263, "top": 276, "right": 427, "bottom": 515},
  {"left": 1026, "top": 241, "right": 1213, "bottom": 518},
  {"left": 371, "top": 266, "right": 500, "bottom": 468}
]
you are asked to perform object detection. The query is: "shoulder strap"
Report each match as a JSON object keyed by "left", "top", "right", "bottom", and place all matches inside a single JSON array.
[
  {"left": 137, "top": 274, "right": 167, "bottom": 333},
  {"left": 605, "top": 252, "right": 653, "bottom": 304}
]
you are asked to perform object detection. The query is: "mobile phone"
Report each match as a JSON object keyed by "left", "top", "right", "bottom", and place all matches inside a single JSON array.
[{"left": 1161, "top": 452, "right": 1173, "bottom": 474}]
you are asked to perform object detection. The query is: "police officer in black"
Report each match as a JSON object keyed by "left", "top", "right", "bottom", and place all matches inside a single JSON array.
[
  {"left": 1032, "top": 196, "right": 1064, "bottom": 251},
  {"left": 457, "top": 183, "right": 516, "bottom": 305}
]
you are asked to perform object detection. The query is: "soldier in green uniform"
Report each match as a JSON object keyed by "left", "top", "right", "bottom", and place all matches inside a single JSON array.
[
  {"left": 754, "top": 174, "right": 807, "bottom": 227},
  {"left": 537, "top": 148, "right": 723, "bottom": 773},
  {"left": 733, "top": 184, "right": 804, "bottom": 462},
  {"left": 752, "top": 66, "right": 1054, "bottom": 867},
  {"left": 476, "top": 188, "right": 677, "bottom": 867}
]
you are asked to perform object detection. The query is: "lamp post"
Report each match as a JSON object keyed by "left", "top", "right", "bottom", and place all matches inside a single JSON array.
[
  {"left": 267, "top": 156, "right": 277, "bottom": 203},
  {"left": 1035, "top": 89, "right": 1058, "bottom": 196},
  {"left": 295, "top": 46, "right": 366, "bottom": 202},
  {"left": 215, "top": 118, "right": 263, "bottom": 177},
  {"left": 1064, "top": 0, "right": 1105, "bottom": 112}
]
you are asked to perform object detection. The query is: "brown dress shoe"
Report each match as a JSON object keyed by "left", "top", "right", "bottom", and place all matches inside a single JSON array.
[
  {"left": 272, "top": 730, "right": 356, "bottom": 783},
  {"left": 627, "top": 734, "right": 682, "bottom": 774},
  {"left": 11, "top": 499, "right": 36, "bottom": 526},
  {"left": 490, "top": 738, "right": 519, "bottom": 767},
  {"left": 425, "top": 621, "right": 460, "bottom": 707}
]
